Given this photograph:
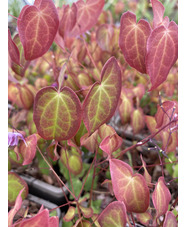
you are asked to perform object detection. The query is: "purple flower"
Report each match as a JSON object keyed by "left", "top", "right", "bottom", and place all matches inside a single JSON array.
[{"left": 8, "top": 132, "right": 27, "bottom": 147}]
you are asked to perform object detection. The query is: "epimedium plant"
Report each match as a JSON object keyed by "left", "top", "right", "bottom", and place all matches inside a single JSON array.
[{"left": 8, "top": 0, "right": 178, "bottom": 226}]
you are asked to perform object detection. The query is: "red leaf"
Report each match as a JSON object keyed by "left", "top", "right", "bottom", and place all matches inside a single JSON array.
[
  {"left": 83, "top": 57, "right": 121, "bottom": 135},
  {"left": 59, "top": 4, "right": 77, "bottom": 39},
  {"left": 98, "top": 201, "right": 127, "bottom": 227},
  {"left": 152, "top": 176, "right": 171, "bottom": 217},
  {"left": 119, "top": 11, "right": 151, "bottom": 73},
  {"left": 151, "top": 0, "right": 169, "bottom": 29},
  {"left": 8, "top": 30, "right": 21, "bottom": 66},
  {"left": 163, "top": 211, "right": 177, "bottom": 227},
  {"left": 146, "top": 22, "right": 178, "bottom": 91},
  {"left": 20, "top": 209, "right": 49, "bottom": 227},
  {"left": 110, "top": 159, "right": 150, "bottom": 213},
  {"left": 33, "top": 86, "right": 82, "bottom": 141},
  {"left": 19, "top": 134, "right": 37, "bottom": 165},
  {"left": 18, "top": 0, "right": 59, "bottom": 60},
  {"left": 69, "top": 0, "right": 105, "bottom": 37}
]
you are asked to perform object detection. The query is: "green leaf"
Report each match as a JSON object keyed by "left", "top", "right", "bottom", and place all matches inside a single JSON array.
[
  {"left": 33, "top": 86, "right": 82, "bottom": 141},
  {"left": 69, "top": 178, "right": 82, "bottom": 200},
  {"left": 84, "top": 168, "right": 98, "bottom": 192},
  {"left": 8, "top": 172, "right": 28, "bottom": 206}
]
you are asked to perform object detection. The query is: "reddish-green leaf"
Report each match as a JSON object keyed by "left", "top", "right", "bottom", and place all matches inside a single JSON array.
[
  {"left": 33, "top": 86, "right": 82, "bottom": 141},
  {"left": 140, "top": 155, "right": 152, "bottom": 188},
  {"left": 146, "top": 22, "right": 178, "bottom": 91},
  {"left": 83, "top": 57, "right": 121, "bottom": 135},
  {"left": 19, "top": 134, "right": 37, "bottom": 165},
  {"left": 98, "top": 201, "right": 127, "bottom": 227},
  {"left": 79, "top": 205, "right": 93, "bottom": 218},
  {"left": 136, "top": 210, "right": 152, "bottom": 226},
  {"left": 8, "top": 172, "right": 28, "bottom": 206},
  {"left": 119, "top": 11, "right": 151, "bottom": 73},
  {"left": 155, "top": 101, "right": 178, "bottom": 130},
  {"left": 163, "top": 211, "right": 177, "bottom": 227},
  {"left": 20, "top": 209, "right": 49, "bottom": 227},
  {"left": 119, "top": 89, "right": 133, "bottom": 124},
  {"left": 131, "top": 108, "right": 145, "bottom": 134},
  {"left": 8, "top": 188, "right": 24, "bottom": 226},
  {"left": 69, "top": 0, "right": 104, "bottom": 37},
  {"left": 11, "top": 34, "right": 30, "bottom": 77},
  {"left": 8, "top": 30, "right": 21, "bottom": 66},
  {"left": 152, "top": 176, "right": 171, "bottom": 217},
  {"left": 96, "top": 24, "right": 114, "bottom": 52},
  {"left": 63, "top": 206, "right": 76, "bottom": 222},
  {"left": 109, "top": 159, "right": 150, "bottom": 213},
  {"left": 80, "top": 131, "right": 99, "bottom": 153},
  {"left": 145, "top": 115, "right": 161, "bottom": 141},
  {"left": 99, "top": 133, "right": 123, "bottom": 157},
  {"left": 58, "top": 3, "right": 77, "bottom": 39},
  {"left": 18, "top": 0, "right": 59, "bottom": 60}
]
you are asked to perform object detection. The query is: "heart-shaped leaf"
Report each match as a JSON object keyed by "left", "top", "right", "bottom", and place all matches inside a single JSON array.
[
  {"left": 69, "top": 0, "right": 104, "bottom": 37},
  {"left": 146, "top": 22, "right": 178, "bottom": 91},
  {"left": 83, "top": 57, "right": 121, "bottom": 135},
  {"left": 18, "top": 0, "right": 59, "bottom": 60},
  {"left": 19, "top": 134, "right": 37, "bottom": 165},
  {"left": 8, "top": 30, "right": 21, "bottom": 66},
  {"left": 152, "top": 176, "right": 171, "bottom": 217},
  {"left": 98, "top": 201, "right": 127, "bottom": 227},
  {"left": 109, "top": 159, "right": 150, "bottom": 213},
  {"left": 33, "top": 86, "right": 82, "bottom": 141},
  {"left": 163, "top": 211, "right": 177, "bottom": 227},
  {"left": 119, "top": 11, "right": 151, "bottom": 73},
  {"left": 58, "top": 3, "right": 77, "bottom": 39},
  {"left": 151, "top": 0, "right": 169, "bottom": 29},
  {"left": 8, "top": 172, "right": 28, "bottom": 206}
]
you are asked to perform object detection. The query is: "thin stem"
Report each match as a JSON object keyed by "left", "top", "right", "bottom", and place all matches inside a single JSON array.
[
  {"left": 81, "top": 35, "right": 98, "bottom": 71},
  {"left": 117, "top": 118, "right": 177, "bottom": 159},
  {"left": 36, "top": 145, "right": 76, "bottom": 199},
  {"left": 8, "top": 13, "right": 18, "bottom": 20},
  {"left": 77, "top": 152, "right": 96, "bottom": 201},
  {"left": 89, "top": 148, "right": 98, "bottom": 207}
]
